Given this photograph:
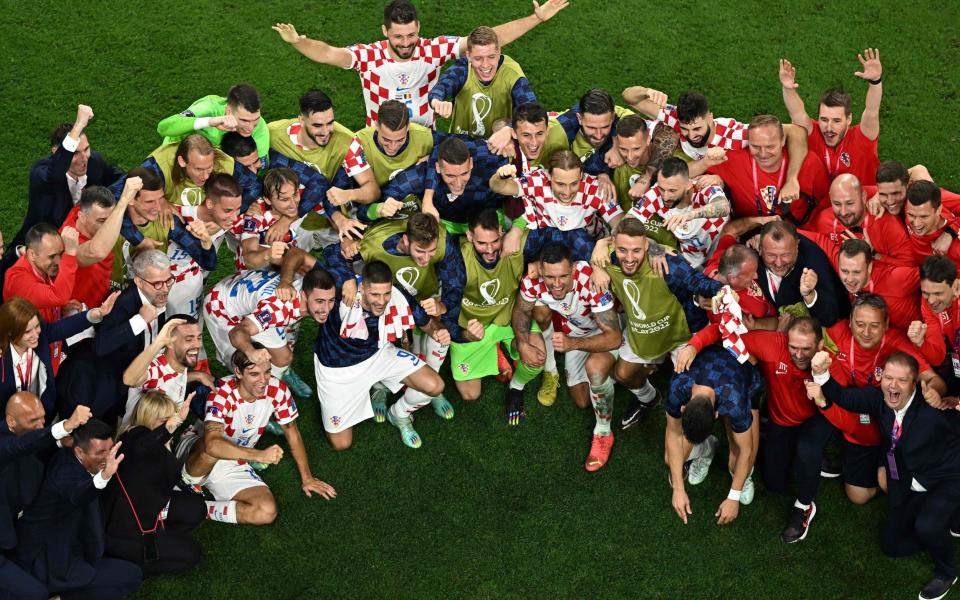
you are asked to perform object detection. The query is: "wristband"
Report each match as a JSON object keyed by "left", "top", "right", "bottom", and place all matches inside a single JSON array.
[
  {"left": 867, "top": 77, "right": 882, "bottom": 85},
  {"left": 194, "top": 117, "right": 212, "bottom": 130},
  {"left": 945, "top": 227, "right": 958, "bottom": 240},
  {"left": 727, "top": 488, "right": 742, "bottom": 503}
]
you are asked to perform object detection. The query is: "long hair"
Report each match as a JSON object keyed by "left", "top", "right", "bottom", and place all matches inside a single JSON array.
[
  {"left": 0, "top": 297, "right": 40, "bottom": 349},
  {"left": 117, "top": 390, "right": 176, "bottom": 438}
]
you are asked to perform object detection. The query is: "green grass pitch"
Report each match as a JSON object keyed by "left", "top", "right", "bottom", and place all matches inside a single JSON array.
[{"left": 3, "top": 1, "right": 960, "bottom": 598}]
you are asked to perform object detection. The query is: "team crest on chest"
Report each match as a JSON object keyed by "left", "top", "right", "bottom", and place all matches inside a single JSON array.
[
  {"left": 839, "top": 151, "right": 851, "bottom": 167},
  {"left": 776, "top": 361, "right": 789, "bottom": 375}
]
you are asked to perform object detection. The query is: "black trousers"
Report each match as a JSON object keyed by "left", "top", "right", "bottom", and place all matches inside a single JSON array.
[
  {"left": 104, "top": 490, "right": 206, "bottom": 576},
  {"left": 50, "top": 557, "right": 142, "bottom": 600},
  {"left": 0, "top": 554, "right": 46, "bottom": 600},
  {"left": 881, "top": 483, "right": 960, "bottom": 579},
  {"left": 762, "top": 412, "right": 835, "bottom": 504}
]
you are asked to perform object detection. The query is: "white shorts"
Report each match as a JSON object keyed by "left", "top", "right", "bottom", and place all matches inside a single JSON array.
[
  {"left": 204, "top": 312, "right": 287, "bottom": 369},
  {"left": 618, "top": 333, "right": 684, "bottom": 366},
  {"left": 564, "top": 344, "right": 618, "bottom": 387},
  {"left": 314, "top": 345, "right": 425, "bottom": 433},
  {"left": 205, "top": 459, "right": 268, "bottom": 501}
]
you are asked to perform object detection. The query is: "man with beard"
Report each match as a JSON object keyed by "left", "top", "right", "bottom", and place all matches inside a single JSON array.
[
  {"left": 909, "top": 257, "right": 960, "bottom": 397},
  {"left": 57, "top": 250, "right": 172, "bottom": 423},
  {"left": 177, "top": 348, "right": 336, "bottom": 525},
  {"left": 272, "top": 0, "right": 568, "bottom": 128},
  {"left": 121, "top": 316, "right": 210, "bottom": 426},
  {"left": 806, "top": 173, "right": 911, "bottom": 263},
  {"left": 512, "top": 242, "right": 621, "bottom": 470},
  {"left": 593, "top": 218, "right": 723, "bottom": 429},
  {"left": 157, "top": 84, "right": 269, "bottom": 163},
  {"left": 904, "top": 182, "right": 960, "bottom": 267},
  {"left": 627, "top": 157, "right": 730, "bottom": 269},
  {"left": 780, "top": 49, "right": 882, "bottom": 185},
  {"left": 428, "top": 26, "right": 536, "bottom": 140}
]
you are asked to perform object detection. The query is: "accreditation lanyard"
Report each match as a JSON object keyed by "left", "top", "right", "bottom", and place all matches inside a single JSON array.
[
  {"left": 848, "top": 336, "right": 885, "bottom": 386},
  {"left": 824, "top": 137, "right": 849, "bottom": 178},
  {"left": 752, "top": 159, "right": 786, "bottom": 216},
  {"left": 15, "top": 349, "right": 34, "bottom": 392}
]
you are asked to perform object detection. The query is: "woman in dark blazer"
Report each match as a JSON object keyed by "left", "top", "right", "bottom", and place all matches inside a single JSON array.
[
  {"left": 0, "top": 294, "right": 116, "bottom": 424},
  {"left": 101, "top": 390, "right": 206, "bottom": 575}
]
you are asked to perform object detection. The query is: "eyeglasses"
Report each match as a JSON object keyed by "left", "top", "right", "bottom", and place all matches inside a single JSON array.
[{"left": 140, "top": 277, "right": 175, "bottom": 291}]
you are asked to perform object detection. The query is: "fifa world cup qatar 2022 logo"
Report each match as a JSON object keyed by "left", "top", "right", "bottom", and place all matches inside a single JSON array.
[
  {"left": 621, "top": 279, "right": 647, "bottom": 320},
  {"left": 395, "top": 267, "right": 420, "bottom": 295},
  {"left": 470, "top": 92, "right": 492, "bottom": 137}
]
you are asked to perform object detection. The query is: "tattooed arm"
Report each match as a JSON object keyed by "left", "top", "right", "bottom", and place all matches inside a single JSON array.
[
  {"left": 643, "top": 122, "right": 681, "bottom": 181},
  {"left": 566, "top": 308, "right": 621, "bottom": 353},
  {"left": 512, "top": 294, "right": 545, "bottom": 367},
  {"left": 686, "top": 196, "right": 731, "bottom": 220}
]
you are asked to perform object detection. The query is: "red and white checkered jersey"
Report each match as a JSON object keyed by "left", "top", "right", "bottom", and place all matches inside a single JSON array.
[
  {"left": 629, "top": 184, "right": 728, "bottom": 269},
  {"left": 517, "top": 169, "right": 623, "bottom": 231},
  {"left": 347, "top": 35, "right": 461, "bottom": 128},
  {"left": 656, "top": 104, "right": 748, "bottom": 160},
  {"left": 168, "top": 205, "right": 236, "bottom": 282},
  {"left": 519, "top": 261, "right": 615, "bottom": 338},
  {"left": 204, "top": 270, "right": 302, "bottom": 329},
  {"left": 205, "top": 375, "right": 297, "bottom": 450},
  {"left": 125, "top": 352, "right": 188, "bottom": 415},
  {"left": 233, "top": 199, "right": 306, "bottom": 271},
  {"left": 285, "top": 122, "right": 369, "bottom": 178}
]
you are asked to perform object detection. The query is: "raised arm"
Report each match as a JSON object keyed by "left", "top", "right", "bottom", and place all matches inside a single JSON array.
[
  {"left": 622, "top": 85, "right": 668, "bottom": 119},
  {"left": 272, "top": 23, "right": 353, "bottom": 69},
  {"left": 483, "top": 0, "right": 569, "bottom": 51},
  {"left": 779, "top": 58, "right": 812, "bottom": 133},
  {"left": 853, "top": 48, "right": 882, "bottom": 141},
  {"left": 75, "top": 177, "right": 139, "bottom": 267}
]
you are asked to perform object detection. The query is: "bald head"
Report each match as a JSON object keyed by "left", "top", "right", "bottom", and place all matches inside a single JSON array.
[
  {"left": 5, "top": 392, "right": 45, "bottom": 435},
  {"left": 829, "top": 173, "right": 866, "bottom": 228}
]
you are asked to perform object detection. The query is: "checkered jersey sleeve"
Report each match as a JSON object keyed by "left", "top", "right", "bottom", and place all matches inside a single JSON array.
[
  {"left": 694, "top": 184, "right": 728, "bottom": 208},
  {"left": 656, "top": 105, "right": 681, "bottom": 133},
  {"left": 583, "top": 176, "right": 623, "bottom": 222},
  {"left": 238, "top": 212, "right": 266, "bottom": 241},
  {"left": 629, "top": 188, "right": 667, "bottom": 222},
  {"left": 347, "top": 42, "right": 385, "bottom": 72},
  {"left": 428, "top": 58, "right": 468, "bottom": 103},
  {"left": 519, "top": 275, "right": 545, "bottom": 303},
  {"left": 342, "top": 136, "right": 371, "bottom": 178},
  {"left": 205, "top": 383, "right": 236, "bottom": 425},
  {"left": 421, "top": 35, "right": 461, "bottom": 63},
  {"left": 141, "top": 356, "right": 167, "bottom": 391},
  {"left": 269, "top": 381, "right": 298, "bottom": 425},
  {"left": 247, "top": 296, "right": 300, "bottom": 334},
  {"left": 574, "top": 263, "right": 614, "bottom": 313},
  {"left": 711, "top": 118, "right": 749, "bottom": 150}
]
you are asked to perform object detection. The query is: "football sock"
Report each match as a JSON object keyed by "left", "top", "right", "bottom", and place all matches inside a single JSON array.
[
  {"left": 590, "top": 377, "right": 615, "bottom": 435},
  {"left": 206, "top": 501, "right": 238, "bottom": 524},
  {"left": 510, "top": 359, "right": 543, "bottom": 390}
]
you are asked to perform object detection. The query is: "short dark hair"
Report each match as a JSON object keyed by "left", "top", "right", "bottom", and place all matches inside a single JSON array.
[
  {"left": 539, "top": 241, "right": 572, "bottom": 265},
  {"left": 383, "top": 0, "right": 417, "bottom": 28},
  {"left": 787, "top": 316, "right": 823, "bottom": 344},
  {"left": 885, "top": 351, "right": 919, "bottom": 380},
  {"left": 303, "top": 267, "right": 336, "bottom": 294},
  {"left": 759, "top": 220, "right": 799, "bottom": 243},
  {"left": 166, "top": 314, "right": 198, "bottom": 327},
  {"left": 78, "top": 185, "right": 116, "bottom": 212},
  {"left": 226, "top": 84, "right": 261, "bottom": 113},
  {"left": 907, "top": 180, "right": 941, "bottom": 209},
  {"left": 221, "top": 131, "right": 258, "bottom": 159},
  {"left": 50, "top": 123, "right": 75, "bottom": 149},
  {"left": 839, "top": 238, "right": 873, "bottom": 264},
  {"left": 378, "top": 99, "right": 409, "bottom": 131},
  {"left": 819, "top": 87, "right": 852, "bottom": 116},
  {"left": 852, "top": 292, "right": 889, "bottom": 322},
  {"left": 512, "top": 102, "right": 548, "bottom": 128},
  {"left": 232, "top": 342, "right": 266, "bottom": 375},
  {"left": 920, "top": 255, "right": 957, "bottom": 285},
  {"left": 300, "top": 89, "right": 334, "bottom": 116},
  {"left": 204, "top": 173, "right": 242, "bottom": 203},
  {"left": 363, "top": 260, "right": 393, "bottom": 284},
  {"left": 438, "top": 137, "right": 470, "bottom": 165},
  {"left": 615, "top": 114, "right": 649, "bottom": 139},
  {"left": 681, "top": 394, "right": 715, "bottom": 444},
  {"left": 468, "top": 207, "right": 501, "bottom": 233},
  {"left": 717, "top": 244, "right": 758, "bottom": 278},
  {"left": 659, "top": 157, "right": 689, "bottom": 179},
  {"left": 876, "top": 160, "right": 910, "bottom": 186},
  {"left": 614, "top": 216, "right": 647, "bottom": 238},
  {"left": 73, "top": 419, "right": 113, "bottom": 450},
  {"left": 676, "top": 92, "right": 710, "bottom": 124},
  {"left": 25, "top": 223, "right": 59, "bottom": 250},
  {"left": 406, "top": 212, "right": 439, "bottom": 245},
  {"left": 127, "top": 166, "right": 163, "bottom": 193},
  {"left": 578, "top": 88, "right": 614, "bottom": 116},
  {"left": 262, "top": 168, "right": 299, "bottom": 200}
]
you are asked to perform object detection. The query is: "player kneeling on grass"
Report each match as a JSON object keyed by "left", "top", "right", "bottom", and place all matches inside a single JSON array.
[
  {"left": 313, "top": 260, "right": 445, "bottom": 450},
  {"left": 177, "top": 348, "right": 335, "bottom": 525},
  {"left": 669, "top": 346, "right": 763, "bottom": 525},
  {"left": 513, "top": 242, "right": 622, "bottom": 470}
]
